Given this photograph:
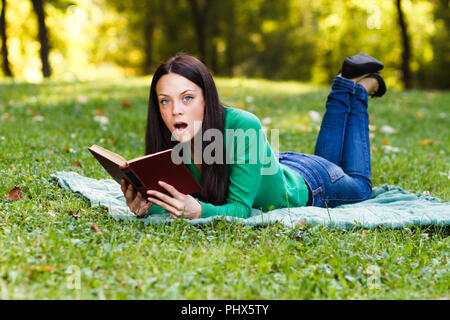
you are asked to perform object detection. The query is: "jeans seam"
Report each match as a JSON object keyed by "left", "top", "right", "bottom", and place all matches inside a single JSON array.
[
  {"left": 339, "top": 104, "right": 350, "bottom": 167},
  {"left": 325, "top": 190, "right": 372, "bottom": 202},
  {"left": 350, "top": 89, "right": 371, "bottom": 180}
]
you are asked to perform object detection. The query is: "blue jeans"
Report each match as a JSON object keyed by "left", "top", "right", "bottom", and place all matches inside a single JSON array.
[{"left": 275, "top": 76, "right": 372, "bottom": 208}]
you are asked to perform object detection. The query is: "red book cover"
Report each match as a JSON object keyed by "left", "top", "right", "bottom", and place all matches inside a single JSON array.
[{"left": 88, "top": 145, "right": 202, "bottom": 197}]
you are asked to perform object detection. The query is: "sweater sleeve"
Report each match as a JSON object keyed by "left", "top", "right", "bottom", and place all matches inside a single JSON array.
[
  {"left": 199, "top": 112, "right": 264, "bottom": 219},
  {"left": 146, "top": 202, "right": 167, "bottom": 215}
]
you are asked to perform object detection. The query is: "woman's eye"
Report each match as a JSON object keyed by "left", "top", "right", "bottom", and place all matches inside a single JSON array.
[
  {"left": 183, "top": 96, "right": 193, "bottom": 102},
  {"left": 160, "top": 99, "right": 169, "bottom": 105}
]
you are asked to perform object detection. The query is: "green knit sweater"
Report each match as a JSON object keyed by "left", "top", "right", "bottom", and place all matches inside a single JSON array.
[{"left": 148, "top": 105, "right": 309, "bottom": 218}]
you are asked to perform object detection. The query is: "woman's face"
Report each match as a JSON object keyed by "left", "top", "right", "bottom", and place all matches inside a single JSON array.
[{"left": 156, "top": 73, "right": 205, "bottom": 143}]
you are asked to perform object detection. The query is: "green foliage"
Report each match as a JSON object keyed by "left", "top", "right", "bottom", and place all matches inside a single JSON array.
[
  {"left": 1, "top": 0, "right": 449, "bottom": 88},
  {"left": 0, "top": 77, "right": 448, "bottom": 299}
]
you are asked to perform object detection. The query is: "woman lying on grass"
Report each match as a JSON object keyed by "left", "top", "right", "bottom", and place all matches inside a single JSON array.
[{"left": 120, "top": 53, "right": 387, "bottom": 220}]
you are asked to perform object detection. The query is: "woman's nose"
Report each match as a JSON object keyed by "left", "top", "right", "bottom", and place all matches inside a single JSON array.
[{"left": 172, "top": 100, "right": 184, "bottom": 115}]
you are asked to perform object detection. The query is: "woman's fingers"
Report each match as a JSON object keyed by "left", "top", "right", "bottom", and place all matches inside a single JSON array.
[
  {"left": 147, "top": 190, "right": 183, "bottom": 211},
  {"left": 158, "top": 181, "right": 181, "bottom": 198},
  {"left": 120, "top": 178, "right": 127, "bottom": 194},
  {"left": 135, "top": 200, "right": 152, "bottom": 217},
  {"left": 125, "top": 184, "right": 135, "bottom": 204},
  {"left": 147, "top": 196, "right": 182, "bottom": 218},
  {"left": 121, "top": 180, "right": 151, "bottom": 216}
]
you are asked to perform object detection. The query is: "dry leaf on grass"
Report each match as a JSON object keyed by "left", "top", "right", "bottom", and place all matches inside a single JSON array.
[
  {"left": 308, "top": 110, "right": 321, "bottom": 122},
  {"left": 91, "top": 223, "right": 102, "bottom": 234},
  {"left": 380, "top": 125, "right": 397, "bottom": 134},
  {"left": 420, "top": 139, "right": 438, "bottom": 146},
  {"left": 76, "top": 96, "right": 88, "bottom": 104},
  {"left": 72, "top": 161, "right": 82, "bottom": 168},
  {"left": 27, "top": 265, "right": 55, "bottom": 272},
  {"left": 32, "top": 115, "right": 44, "bottom": 122},
  {"left": 6, "top": 186, "right": 22, "bottom": 201},
  {"left": 122, "top": 100, "right": 132, "bottom": 108},
  {"left": 94, "top": 115, "right": 109, "bottom": 125}
]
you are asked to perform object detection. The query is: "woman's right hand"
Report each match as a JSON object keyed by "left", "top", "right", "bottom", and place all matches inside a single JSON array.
[{"left": 120, "top": 178, "right": 153, "bottom": 217}]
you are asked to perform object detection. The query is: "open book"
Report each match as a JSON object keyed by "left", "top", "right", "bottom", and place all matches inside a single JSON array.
[{"left": 88, "top": 144, "right": 202, "bottom": 197}]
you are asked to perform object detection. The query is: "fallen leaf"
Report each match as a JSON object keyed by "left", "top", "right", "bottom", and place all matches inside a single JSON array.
[
  {"left": 94, "top": 115, "right": 109, "bottom": 125},
  {"left": 380, "top": 125, "right": 397, "bottom": 134},
  {"left": 122, "top": 100, "right": 132, "bottom": 108},
  {"left": 381, "top": 138, "right": 390, "bottom": 145},
  {"left": 297, "top": 221, "right": 307, "bottom": 229},
  {"left": 47, "top": 149, "right": 54, "bottom": 155},
  {"left": 382, "top": 145, "right": 400, "bottom": 152},
  {"left": 416, "top": 111, "right": 424, "bottom": 119},
  {"left": 32, "top": 115, "right": 44, "bottom": 122},
  {"left": 27, "top": 265, "right": 54, "bottom": 272},
  {"left": 245, "top": 96, "right": 254, "bottom": 103},
  {"left": 95, "top": 109, "right": 106, "bottom": 116},
  {"left": 425, "top": 153, "right": 435, "bottom": 159},
  {"left": 76, "top": 96, "right": 88, "bottom": 104},
  {"left": 6, "top": 186, "right": 22, "bottom": 201},
  {"left": 369, "top": 125, "right": 377, "bottom": 131},
  {"left": 420, "top": 139, "right": 438, "bottom": 146},
  {"left": 72, "top": 161, "right": 82, "bottom": 168},
  {"left": 91, "top": 223, "right": 102, "bottom": 234},
  {"left": 26, "top": 108, "right": 38, "bottom": 115},
  {"left": 262, "top": 117, "right": 272, "bottom": 124},
  {"left": 11, "top": 166, "right": 17, "bottom": 172},
  {"left": 308, "top": 110, "right": 321, "bottom": 122}
]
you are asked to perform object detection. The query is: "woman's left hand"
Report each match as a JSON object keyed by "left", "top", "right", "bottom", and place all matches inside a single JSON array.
[{"left": 146, "top": 181, "right": 203, "bottom": 220}]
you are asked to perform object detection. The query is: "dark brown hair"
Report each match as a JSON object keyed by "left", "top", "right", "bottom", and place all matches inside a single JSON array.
[{"left": 145, "top": 54, "right": 229, "bottom": 205}]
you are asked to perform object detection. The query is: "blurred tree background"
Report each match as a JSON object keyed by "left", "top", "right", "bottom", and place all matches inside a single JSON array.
[{"left": 0, "top": 0, "right": 448, "bottom": 88}]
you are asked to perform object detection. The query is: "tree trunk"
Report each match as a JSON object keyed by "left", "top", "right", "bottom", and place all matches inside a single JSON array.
[
  {"left": 31, "top": 0, "right": 51, "bottom": 78},
  {"left": 395, "top": 0, "right": 412, "bottom": 88},
  {"left": 0, "top": 0, "right": 12, "bottom": 77},
  {"left": 187, "top": 0, "right": 212, "bottom": 64},
  {"left": 209, "top": 3, "right": 220, "bottom": 74},
  {"left": 224, "top": 1, "right": 236, "bottom": 76},
  {"left": 142, "top": 10, "right": 155, "bottom": 75}
]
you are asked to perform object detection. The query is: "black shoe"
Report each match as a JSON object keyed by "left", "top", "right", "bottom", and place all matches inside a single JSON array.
[
  {"left": 361, "top": 72, "right": 387, "bottom": 98},
  {"left": 340, "top": 52, "right": 384, "bottom": 79}
]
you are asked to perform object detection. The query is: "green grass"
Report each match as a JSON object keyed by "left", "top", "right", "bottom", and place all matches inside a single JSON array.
[{"left": 0, "top": 77, "right": 448, "bottom": 299}]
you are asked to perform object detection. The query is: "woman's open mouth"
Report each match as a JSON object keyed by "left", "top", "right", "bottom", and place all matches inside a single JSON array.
[{"left": 174, "top": 121, "right": 188, "bottom": 134}]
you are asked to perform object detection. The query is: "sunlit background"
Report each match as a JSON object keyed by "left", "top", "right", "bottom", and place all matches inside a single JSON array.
[{"left": 1, "top": 0, "right": 449, "bottom": 88}]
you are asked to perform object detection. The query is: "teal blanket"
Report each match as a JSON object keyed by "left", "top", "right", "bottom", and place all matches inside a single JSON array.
[{"left": 51, "top": 171, "right": 450, "bottom": 230}]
